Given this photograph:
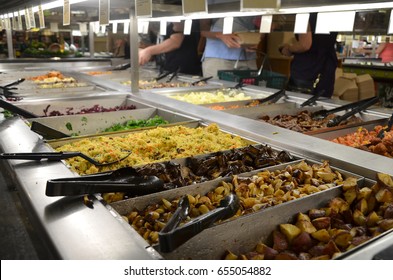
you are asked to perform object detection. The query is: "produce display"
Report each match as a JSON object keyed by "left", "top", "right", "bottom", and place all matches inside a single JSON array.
[
  {"left": 169, "top": 89, "right": 252, "bottom": 104},
  {"left": 55, "top": 123, "right": 250, "bottom": 175},
  {"left": 332, "top": 125, "right": 393, "bottom": 158},
  {"left": 103, "top": 145, "right": 294, "bottom": 203},
  {"left": 102, "top": 115, "right": 169, "bottom": 132},
  {"left": 225, "top": 172, "right": 393, "bottom": 260},
  {"left": 42, "top": 104, "right": 137, "bottom": 117},
  {"left": 259, "top": 110, "right": 363, "bottom": 133},
  {"left": 123, "top": 160, "right": 346, "bottom": 245}
]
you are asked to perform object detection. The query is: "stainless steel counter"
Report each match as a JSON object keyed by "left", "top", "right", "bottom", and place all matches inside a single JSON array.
[{"left": 1, "top": 68, "right": 393, "bottom": 260}]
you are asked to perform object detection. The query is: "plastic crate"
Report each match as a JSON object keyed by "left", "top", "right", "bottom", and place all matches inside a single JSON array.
[{"left": 218, "top": 69, "right": 288, "bottom": 89}]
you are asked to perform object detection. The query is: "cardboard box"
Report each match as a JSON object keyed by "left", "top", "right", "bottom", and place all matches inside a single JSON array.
[
  {"left": 334, "top": 77, "right": 359, "bottom": 101},
  {"left": 342, "top": 72, "right": 357, "bottom": 80},
  {"left": 335, "top": 68, "right": 344, "bottom": 79},
  {"left": 356, "top": 74, "right": 375, "bottom": 100}
]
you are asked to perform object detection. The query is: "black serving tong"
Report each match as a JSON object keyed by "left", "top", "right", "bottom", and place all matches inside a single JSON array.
[
  {"left": 246, "top": 88, "right": 286, "bottom": 106},
  {"left": 0, "top": 150, "right": 131, "bottom": 167},
  {"left": 191, "top": 76, "right": 213, "bottom": 86},
  {"left": 45, "top": 167, "right": 164, "bottom": 196},
  {"left": 30, "top": 121, "right": 70, "bottom": 139},
  {"left": 311, "top": 96, "right": 376, "bottom": 120},
  {"left": 0, "top": 98, "right": 38, "bottom": 118},
  {"left": 0, "top": 78, "right": 25, "bottom": 90},
  {"left": 166, "top": 66, "right": 180, "bottom": 82},
  {"left": 112, "top": 63, "right": 131, "bottom": 71},
  {"left": 327, "top": 96, "right": 380, "bottom": 127},
  {"left": 377, "top": 112, "right": 393, "bottom": 139},
  {"left": 300, "top": 74, "right": 323, "bottom": 107},
  {"left": 157, "top": 193, "right": 240, "bottom": 253}
]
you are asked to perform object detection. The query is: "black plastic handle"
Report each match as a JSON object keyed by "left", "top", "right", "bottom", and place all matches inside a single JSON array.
[
  {"left": 377, "top": 112, "right": 393, "bottom": 139},
  {"left": 249, "top": 88, "right": 286, "bottom": 106},
  {"left": 0, "top": 98, "right": 38, "bottom": 118},
  {"left": 30, "top": 121, "right": 70, "bottom": 139},
  {"left": 0, "top": 151, "right": 81, "bottom": 161},
  {"left": 158, "top": 194, "right": 240, "bottom": 253},
  {"left": 191, "top": 76, "right": 213, "bottom": 86},
  {"left": 312, "top": 97, "right": 376, "bottom": 118},
  {"left": 327, "top": 96, "right": 379, "bottom": 127}
]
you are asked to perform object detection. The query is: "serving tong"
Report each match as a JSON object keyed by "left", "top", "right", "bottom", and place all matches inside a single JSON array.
[
  {"left": 377, "top": 112, "right": 393, "bottom": 139},
  {"left": 191, "top": 76, "right": 213, "bottom": 86},
  {"left": 327, "top": 96, "right": 380, "bottom": 127},
  {"left": 30, "top": 121, "right": 70, "bottom": 139},
  {"left": 157, "top": 193, "right": 240, "bottom": 253},
  {"left": 311, "top": 96, "right": 377, "bottom": 120},
  {"left": 0, "top": 98, "right": 38, "bottom": 118},
  {"left": 0, "top": 78, "right": 25, "bottom": 99},
  {"left": 246, "top": 88, "right": 286, "bottom": 106},
  {"left": 0, "top": 150, "right": 131, "bottom": 167},
  {"left": 45, "top": 167, "right": 164, "bottom": 196}
]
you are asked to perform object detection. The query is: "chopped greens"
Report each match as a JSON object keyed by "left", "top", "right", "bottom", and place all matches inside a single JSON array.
[{"left": 103, "top": 115, "right": 169, "bottom": 132}]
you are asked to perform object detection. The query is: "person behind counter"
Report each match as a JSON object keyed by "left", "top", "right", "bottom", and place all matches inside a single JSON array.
[
  {"left": 138, "top": 21, "right": 202, "bottom": 75},
  {"left": 279, "top": 13, "right": 338, "bottom": 98},
  {"left": 358, "top": 37, "right": 393, "bottom": 63},
  {"left": 200, "top": 16, "right": 262, "bottom": 79}
]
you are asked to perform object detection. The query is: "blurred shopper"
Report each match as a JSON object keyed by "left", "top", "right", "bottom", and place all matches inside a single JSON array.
[
  {"left": 139, "top": 21, "right": 201, "bottom": 75},
  {"left": 200, "top": 16, "right": 261, "bottom": 78},
  {"left": 358, "top": 37, "right": 393, "bottom": 63},
  {"left": 280, "top": 13, "right": 338, "bottom": 98}
]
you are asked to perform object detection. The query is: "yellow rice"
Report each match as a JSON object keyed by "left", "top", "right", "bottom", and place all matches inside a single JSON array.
[{"left": 55, "top": 123, "right": 250, "bottom": 175}]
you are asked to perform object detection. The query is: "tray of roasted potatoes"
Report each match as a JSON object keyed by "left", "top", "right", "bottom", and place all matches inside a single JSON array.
[{"left": 104, "top": 158, "right": 393, "bottom": 260}]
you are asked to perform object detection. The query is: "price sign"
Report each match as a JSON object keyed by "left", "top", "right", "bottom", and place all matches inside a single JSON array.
[
  {"left": 260, "top": 15, "right": 273, "bottom": 33},
  {"left": 182, "top": 0, "right": 207, "bottom": 15},
  {"left": 135, "top": 0, "right": 152, "bottom": 17},
  {"left": 38, "top": 5, "right": 45, "bottom": 28},
  {"left": 223, "top": 17, "right": 234, "bottom": 35},
  {"left": 28, "top": 7, "right": 36, "bottom": 28},
  {"left": 18, "top": 11, "right": 23, "bottom": 30},
  {"left": 12, "top": 14, "right": 17, "bottom": 30},
  {"left": 50, "top": 22, "right": 59, "bottom": 32},
  {"left": 99, "top": 0, "right": 110, "bottom": 25},
  {"left": 63, "top": 0, "right": 70, "bottom": 26},
  {"left": 241, "top": 0, "right": 279, "bottom": 11},
  {"left": 25, "top": 8, "right": 31, "bottom": 29}
]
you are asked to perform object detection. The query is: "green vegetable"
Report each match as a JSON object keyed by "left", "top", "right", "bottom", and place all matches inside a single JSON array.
[
  {"left": 103, "top": 115, "right": 169, "bottom": 132},
  {"left": 1, "top": 110, "right": 14, "bottom": 118},
  {"left": 65, "top": 122, "right": 73, "bottom": 131}
]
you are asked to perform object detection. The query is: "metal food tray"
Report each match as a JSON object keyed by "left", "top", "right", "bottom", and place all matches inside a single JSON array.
[
  {"left": 29, "top": 107, "right": 200, "bottom": 137},
  {"left": 109, "top": 158, "right": 365, "bottom": 259},
  {"left": 47, "top": 120, "right": 255, "bottom": 149},
  {"left": 14, "top": 95, "right": 150, "bottom": 117},
  {"left": 309, "top": 119, "right": 388, "bottom": 140},
  {"left": 238, "top": 105, "right": 387, "bottom": 134},
  {"left": 162, "top": 179, "right": 393, "bottom": 260},
  {"left": 149, "top": 87, "right": 273, "bottom": 105}
]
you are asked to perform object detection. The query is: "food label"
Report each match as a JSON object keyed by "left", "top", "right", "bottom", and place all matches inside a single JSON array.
[
  {"left": 182, "top": 0, "right": 207, "bottom": 15},
  {"left": 99, "top": 0, "right": 110, "bottom": 25},
  {"left": 18, "top": 11, "right": 23, "bottom": 30},
  {"left": 63, "top": 0, "right": 70, "bottom": 26},
  {"left": 28, "top": 7, "right": 36, "bottom": 28},
  {"left": 135, "top": 0, "right": 152, "bottom": 17},
  {"left": 241, "top": 0, "right": 280, "bottom": 11},
  {"left": 38, "top": 5, "right": 45, "bottom": 29}
]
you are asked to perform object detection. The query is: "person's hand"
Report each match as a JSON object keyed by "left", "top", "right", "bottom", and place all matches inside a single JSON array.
[
  {"left": 279, "top": 43, "right": 292, "bottom": 57},
  {"left": 139, "top": 48, "right": 152, "bottom": 65},
  {"left": 216, "top": 33, "right": 241, "bottom": 48}
]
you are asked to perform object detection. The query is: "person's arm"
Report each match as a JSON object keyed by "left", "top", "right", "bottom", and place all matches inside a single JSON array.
[
  {"left": 200, "top": 19, "right": 241, "bottom": 49},
  {"left": 139, "top": 23, "right": 184, "bottom": 65},
  {"left": 280, "top": 25, "right": 312, "bottom": 56}
]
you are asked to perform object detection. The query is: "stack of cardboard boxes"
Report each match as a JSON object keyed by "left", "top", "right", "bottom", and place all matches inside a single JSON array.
[{"left": 333, "top": 68, "right": 376, "bottom": 101}]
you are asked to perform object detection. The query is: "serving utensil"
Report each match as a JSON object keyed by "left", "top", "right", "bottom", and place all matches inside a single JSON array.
[
  {"left": 0, "top": 98, "right": 38, "bottom": 118},
  {"left": 191, "top": 76, "right": 213, "bottom": 86},
  {"left": 377, "top": 112, "right": 393, "bottom": 139},
  {"left": 45, "top": 167, "right": 164, "bottom": 196},
  {"left": 30, "top": 121, "right": 70, "bottom": 139},
  {"left": 0, "top": 150, "right": 131, "bottom": 167},
  {"left": 311, "top": 96, "right": 376, "bottom": 120},
  {"left": 158, "top": 193, "right": 240, "bottom": 253},
  {"left": 327, "top": 96, "right": 379, "bottom": 127},
  {"left": 246, "top": 88, "right": 286, "bottom": 106}
]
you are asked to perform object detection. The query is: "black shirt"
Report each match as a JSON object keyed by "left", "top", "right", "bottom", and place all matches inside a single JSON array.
[{"left": 163, "top": 22, "right": 202, "bottom": 75}]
